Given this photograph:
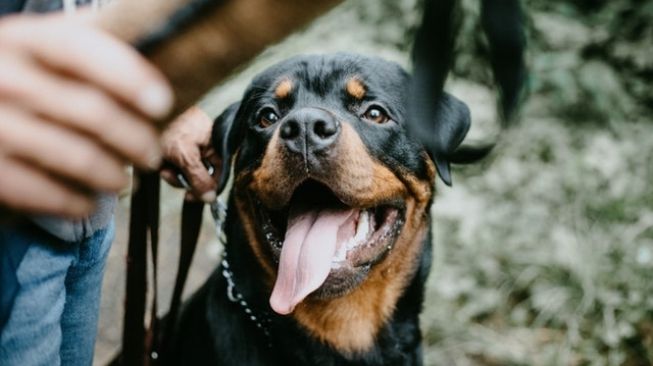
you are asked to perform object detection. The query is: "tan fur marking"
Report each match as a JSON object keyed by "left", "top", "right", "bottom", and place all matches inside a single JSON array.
[
  {"left": 326, "top": 124, "right": 405, "bottom": 207},
  {"left": 289, "top": 128, "right": 435, "bottom": 353},
  {"left": 233, "top": 193, "right": 277, "bottom": 278},
  {"left": 274, "top": 78, "right": 293, "bottom": 99},
  {"left": 242, "top": 121, "right": 436, "bottom": 354},
  {"left": 294, "top": 219, "right": 429, "bottom": 354},
  {"left": 292, "top": 168, "right": 433, "bottom": 354},
  {"left": 250, "top": 131, "right": 303, "bottom": 209},
  {"left": 346, "top": 77, "right": 366, "bottom": 100},
  {"left": 235, "top": 131, "right": 289, "bottom": 278}
]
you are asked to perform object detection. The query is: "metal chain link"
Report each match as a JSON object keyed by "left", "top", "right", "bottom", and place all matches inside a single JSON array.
[{"left": 177, "top": 163, "right": 273, "bottom": 347}]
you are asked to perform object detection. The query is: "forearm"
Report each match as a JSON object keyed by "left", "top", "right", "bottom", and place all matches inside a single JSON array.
[{"left": 98, "top": 0, "right": 343, "bottom": 118}]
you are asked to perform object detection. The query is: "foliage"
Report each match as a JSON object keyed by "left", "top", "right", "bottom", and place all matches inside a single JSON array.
[{"left": 421, "top": 0, "right": 653, "bottom": 364}]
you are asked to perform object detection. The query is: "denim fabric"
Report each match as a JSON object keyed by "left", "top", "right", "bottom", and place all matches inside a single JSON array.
[
  {"left": 0, "top": 236, "right": 28, "bottom": 331},
  {"left": 0, "top": 220, "right": 114, "bottom": 366},
  {"left": 0, "top": 0, "right": 26, "bottom": 14},
  {"left": 31, "top": 195, "right": 117, "bottom": 243}
]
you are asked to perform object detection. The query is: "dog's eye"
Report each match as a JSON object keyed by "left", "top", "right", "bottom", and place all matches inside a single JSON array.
[
  {"left": 363, "top": 106, "right": 389, "bottom": 124},
  {"left": 258, "top": 108, "right": 279, "bottom": 128}
]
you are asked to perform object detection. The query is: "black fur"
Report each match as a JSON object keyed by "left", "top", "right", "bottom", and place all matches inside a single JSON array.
[{"left": 166, "top": 54, "right": 466, "bottom": 365}]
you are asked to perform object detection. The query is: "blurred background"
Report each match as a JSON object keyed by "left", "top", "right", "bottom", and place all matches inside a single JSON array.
[{"left": 95, "top": 0, "right": 653, "bottom": 364}]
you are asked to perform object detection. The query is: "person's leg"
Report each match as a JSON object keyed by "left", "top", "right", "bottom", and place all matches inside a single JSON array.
[
  {"left": 60, "top": 220, "right": 115, "bottom": 365},
  {"left": 0, "top": 226, "right": 76, "bottom": 366},
  {"left": 0, "top": 232, "right": 29, "bottom": 331}
]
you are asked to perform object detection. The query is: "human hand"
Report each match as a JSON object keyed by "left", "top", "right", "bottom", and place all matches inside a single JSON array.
[
  {"left": 160, "top": 106, "right": 220, "bottom": 203},
  {"left": 0, "top": 13, "right": 173, "bottom": 218}
]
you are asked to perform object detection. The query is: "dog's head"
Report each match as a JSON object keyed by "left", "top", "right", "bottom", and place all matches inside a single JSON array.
[{"left": 212, "top": 53, "right": 470, "bottom": 352}]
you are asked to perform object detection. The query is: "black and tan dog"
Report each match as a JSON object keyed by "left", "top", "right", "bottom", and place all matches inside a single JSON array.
[{"left": 167, "top": 53, "right": 473, "bottom": 365}]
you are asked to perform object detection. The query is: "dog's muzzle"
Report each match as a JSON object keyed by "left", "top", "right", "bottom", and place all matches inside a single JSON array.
[{"left": 279, "top": 107, "right": 341, "bottom": 164}]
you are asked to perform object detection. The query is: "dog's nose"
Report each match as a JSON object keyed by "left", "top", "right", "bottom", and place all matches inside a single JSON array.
[{"left": 279, "top": 108, "right": 340, "bottom": 154}]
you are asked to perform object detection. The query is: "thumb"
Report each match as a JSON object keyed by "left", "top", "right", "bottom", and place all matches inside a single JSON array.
[{"left": 181, "top": 152, "right": 218, "bottom": 203}]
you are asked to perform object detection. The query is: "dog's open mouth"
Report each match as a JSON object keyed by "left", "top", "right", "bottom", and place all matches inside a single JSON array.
[{"left": 254, "top": 180, "right": 405, "bottom": 315}]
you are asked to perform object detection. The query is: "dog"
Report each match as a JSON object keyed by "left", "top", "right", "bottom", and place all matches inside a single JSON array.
[{"left": 166, "top": 53, "right": 474, "bottom": 366}]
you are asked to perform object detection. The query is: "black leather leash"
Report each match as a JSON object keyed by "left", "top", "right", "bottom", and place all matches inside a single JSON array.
[
  {"left": 117, "top": 1, "right": 228, "bottom": 364},
  {"left": 157, "top": 199, "right": 204, "bottom": 359},
  {"left": 120, "top": 171, "right": 159, "bottom": 365},
  {"left": 116, "top": 173, "right": 205, "bottom": 366},
  {"left": 409, "top": 0, "right": 526, "bottom": 184}
]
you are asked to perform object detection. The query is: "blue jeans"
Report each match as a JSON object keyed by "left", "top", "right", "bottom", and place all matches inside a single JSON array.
[{"left": 0, "top": 220, "right": 114, "bottom": 366}]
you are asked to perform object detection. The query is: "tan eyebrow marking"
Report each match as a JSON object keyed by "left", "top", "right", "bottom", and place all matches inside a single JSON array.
[
  {"left": 346, "top": 77, "right": 366, "bottom": 100},
  {"left": 274, "top": 78, "right": 293, "bottom": 99}
]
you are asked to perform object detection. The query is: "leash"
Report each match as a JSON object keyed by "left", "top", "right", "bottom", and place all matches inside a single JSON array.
[
  {"left": 154, "top": 199, "right": 204, "bottom": 361},
  {"left": 116, "top": 167, "right": 215, "bottom": 365},
  {"left": 158, "top": 162, "right": 217, "bottom": 360},
  {"left": 408, "top": 0, "right": 526, "bottom": 186},
  {"left": 121, "top": 172, "right": 158, "bottom": 365}
]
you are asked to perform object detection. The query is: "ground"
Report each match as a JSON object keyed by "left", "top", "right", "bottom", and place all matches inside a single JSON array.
[{"left": 94, "top": 0, "right": 653, "bottom": 364}]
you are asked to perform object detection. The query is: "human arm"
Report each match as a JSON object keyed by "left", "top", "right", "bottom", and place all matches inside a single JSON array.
[{"left": 0, "top": 12, "right": 173, "bottom": 218}]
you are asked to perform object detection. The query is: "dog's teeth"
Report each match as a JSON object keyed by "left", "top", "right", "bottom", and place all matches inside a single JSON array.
[
  {"left": 368, "top": 211, "right": 376, "bottom": 238},
  {"left": 332, "top": 209, "right": 380, "bottom": 268},
  {"left": 353, "top": 210, "right": 369, "bottom": 244},
  {"left": 333, "top": 242, "right": 347, "bottom": 263}
]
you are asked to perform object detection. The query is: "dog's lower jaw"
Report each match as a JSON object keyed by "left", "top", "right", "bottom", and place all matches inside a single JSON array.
[
  {"left": 233, "top": 150, "right": 437, "bottom": 355},
  {"left": 290, "top": 207, "right": 430, "bottom": 355},
  {"left": 235, "top": 188, "right": 431, "bottom": 355}
]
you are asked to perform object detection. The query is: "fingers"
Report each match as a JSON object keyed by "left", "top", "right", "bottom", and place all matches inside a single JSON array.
[
  {"left": 0, "top": 13, "right": 172, "bottom": 218},
  {"left": 0, "top": 107, "right": 129, "bottom": 192},
  {"left": 0, "top": 14, "right": 174, "bottom": 119},
  {"left": 0, "top": 53, "right": 162, "bottom": 169},
  {"left": 164, "top": 141, "right": 217, "bottom": 202},
  {"left": 160, "top": 168, "right": 183, "bottom": 188},
  {"left": 185, "top": 161, "right": 218, "bottom": 202},
  {"left": 161, "top": 107, "right": 219, "bottom": 202},
  {"left": 0, "top": 156, "right": 96, "bottom": 218}
]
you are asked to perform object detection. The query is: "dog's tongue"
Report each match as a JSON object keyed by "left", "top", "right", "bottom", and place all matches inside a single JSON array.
[{"left": 269, "top": 205, "right": 355, "bottom": 315}]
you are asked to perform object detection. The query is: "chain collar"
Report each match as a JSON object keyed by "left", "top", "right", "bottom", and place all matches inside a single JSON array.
[
  {"left": 178, "top": 167, "right": 274, "bottom": 347},
  {"left": 211, "top": 197, "right": 273, "bottom": 348},
  {"left": 220, "top": 257, "right": 272, "bottom": 346}
]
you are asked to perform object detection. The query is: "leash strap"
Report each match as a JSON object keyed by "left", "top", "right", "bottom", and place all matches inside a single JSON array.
[
  {"left": 121, "top": 175, "right": 204, "bottom": 366},
  {"left": 145, "top": 174, "right": 161, "bottom": 366},
  {"left": 157, "top": 200, "right": 204, "bottom": 359},
  {"left": 122, "top": 171, "right": 160, "bottom": 365}
]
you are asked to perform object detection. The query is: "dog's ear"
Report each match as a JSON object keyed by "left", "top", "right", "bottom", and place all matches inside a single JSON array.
[
  {"left": 413, "top": 93, "right": 496, "bottom": 186},
  {"left": 431, "top": 94, "right": 496, "bottom": 185},
  {"left": 410, "top": 88, "right": 494, "bottom": 186},
  {"left": 432, "top": 93, "right": 471, "bottom": 185},
  {"left": 212, "top": 102, "right": 241, "bottom": 194}
]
